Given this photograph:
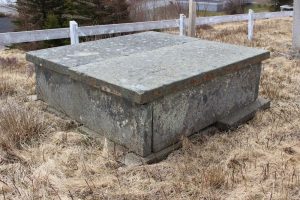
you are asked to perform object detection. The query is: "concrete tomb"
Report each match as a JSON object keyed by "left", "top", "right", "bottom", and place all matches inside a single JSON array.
[{"left": 26, "top": 32, "right": 270, "bottom": 163}]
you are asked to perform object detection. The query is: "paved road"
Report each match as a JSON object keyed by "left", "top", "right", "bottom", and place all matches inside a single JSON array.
[
  {"left": 0, "top": 17, "right": 15, "bottom": 33},
  {"left": 0, "top": 17, "right": 15, "bottom": 49}
]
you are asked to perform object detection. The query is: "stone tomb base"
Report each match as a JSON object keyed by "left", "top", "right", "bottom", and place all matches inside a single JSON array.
[
  {"left": 27, "top": 32, "right": 270, "bottom": 163},
  {"left": 45, "top": 95, "right": 269, "bottom": 165}
]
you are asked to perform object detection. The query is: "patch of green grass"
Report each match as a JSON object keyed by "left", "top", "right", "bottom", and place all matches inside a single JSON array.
[
  {"left": 196, "top": 4, "right": 271, "bottom": 17},
  {"left": 244, "top": 4, "right": 272, "bottom": 13},
  {"left": 197, "top": 11, "right": 226, "bottom": 17}
]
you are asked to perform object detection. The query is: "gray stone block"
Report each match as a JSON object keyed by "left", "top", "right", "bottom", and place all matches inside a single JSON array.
[{"left": 27, "top": 32, "right": 270, "bottom": 158}]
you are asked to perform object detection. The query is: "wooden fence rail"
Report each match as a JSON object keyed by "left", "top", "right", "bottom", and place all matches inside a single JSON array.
[
  {"left": 195, "top": 11, "right": 293, "bottom": 25},
  {"left": 78, "top": 19, "right": 179, "bottom": 38},
  {"left": 0, "top": 11, "right": 293, "bottom": 45}
]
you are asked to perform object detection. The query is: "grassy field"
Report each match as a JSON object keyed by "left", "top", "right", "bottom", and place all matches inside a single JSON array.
[
  {"left": 0, "top": 17, "right": 300, "bottom": 200},
  {"left": 197, "top": 3, "right": 271, "bottom": 17}
]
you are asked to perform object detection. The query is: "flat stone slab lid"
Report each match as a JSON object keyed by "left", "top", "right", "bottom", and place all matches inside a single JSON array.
[{"left": 27, "top": 32, "right": 270, "bottom": 104}]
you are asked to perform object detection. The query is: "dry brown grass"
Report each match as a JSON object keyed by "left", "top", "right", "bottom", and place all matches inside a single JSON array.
[
  {"left": 0, "top": 18, "right": 300, "bottom": 200},
  {"left": 0, "top": 50, "right": 35, "bottom": 98},
  {"left": 0, "top": 102, "right": 51, "bottom": 151}
]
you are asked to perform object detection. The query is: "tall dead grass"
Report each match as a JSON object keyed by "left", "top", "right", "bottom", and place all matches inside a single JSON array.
[
  {"left": 0, "top": 75, "right": 17, "bottom": 96},
  {"left": 0, "top": 102, "right": 50, "bottom": 151}
]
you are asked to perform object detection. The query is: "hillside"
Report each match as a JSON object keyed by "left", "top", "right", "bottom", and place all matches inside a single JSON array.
[{"left": 0, "top": 17, "right": 299, "bottom": 199}]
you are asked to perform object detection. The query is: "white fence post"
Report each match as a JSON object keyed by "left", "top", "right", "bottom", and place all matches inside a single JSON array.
[
  {"left": 69, "top": 21, "right": 79, "bottom": 45},
  {"left": 188, "top": 0, "right": 197, "bottom": 37},
  {"left": 179, "top": 14, "right": 186, "bottom": 36},
  {"left": 248, "top": 9, "right": 254, "bottom": 41},
  {"left": 293, "top": 0, "right": 300, "bottom": 49}
]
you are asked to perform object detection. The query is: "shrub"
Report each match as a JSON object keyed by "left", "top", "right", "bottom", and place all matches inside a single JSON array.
[{"left": 270, "top": 0, "right": 293, "bottom": 11}]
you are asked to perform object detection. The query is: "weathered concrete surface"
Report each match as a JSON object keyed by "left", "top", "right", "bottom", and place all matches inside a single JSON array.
[
  {"left": 35, "top": 66, "right": 153, "bottom": 156},
  {"left": 152, "top": 64, "right": 261, "bottom": 152},
  {"left": 27, "top": 32, "right": 197, "bottom": 74},
  {"left": 27, "top": 32, "right": 269, "bottom": 104},
  {"left": 28, "top": 32, "right": 270, "bottom": 158}
]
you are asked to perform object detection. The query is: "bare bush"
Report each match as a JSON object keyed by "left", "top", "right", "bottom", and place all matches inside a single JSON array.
[{"left": 223, "top": 0, "right": 245, "bottom": 14}]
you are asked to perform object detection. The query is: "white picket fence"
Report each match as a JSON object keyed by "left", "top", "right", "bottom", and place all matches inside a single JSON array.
[{"left": 0, "top": 11, "right": 293, "bottom": 45}]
